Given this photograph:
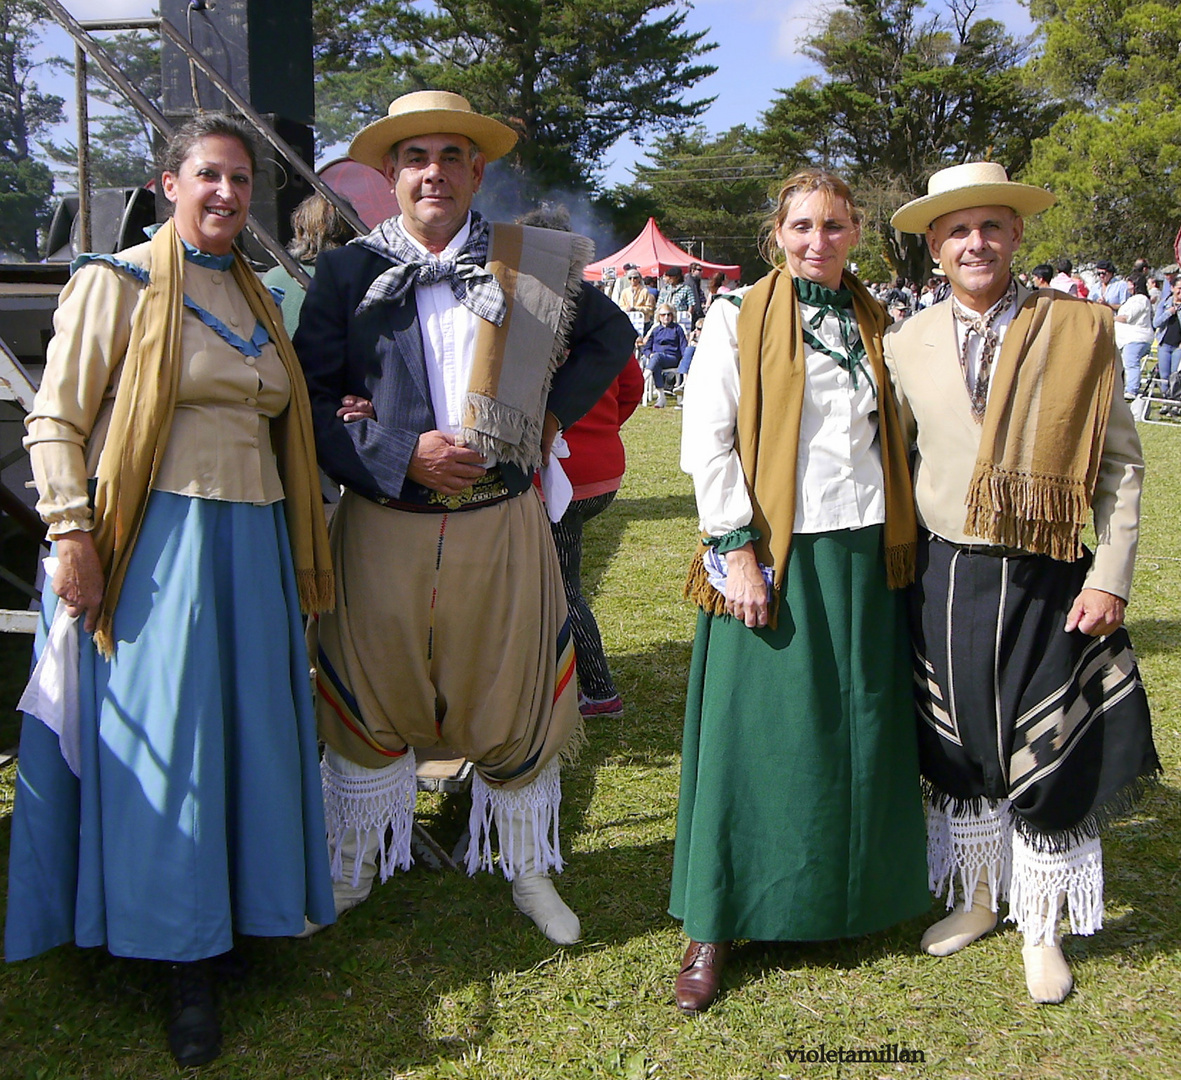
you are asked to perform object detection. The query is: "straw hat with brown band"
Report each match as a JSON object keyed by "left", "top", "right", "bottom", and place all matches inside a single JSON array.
[
  {"left": 348, "top": 90, "right": 518, "bottom": 169},
  {"left": 891, "top": 161, "right": 1056, "bottom": 234}
]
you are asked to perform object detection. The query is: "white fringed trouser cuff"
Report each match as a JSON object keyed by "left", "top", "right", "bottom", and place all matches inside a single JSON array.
[
  {"left": 1008, "top": 831, "right": 1104, "bottom": 946},
  {"left": 321, "top": 746, "right": 417, "bottom": 886},
  {"left": 465, "top": 758, "right": 563, "bottom": 880},
  {"left": 927, "top": 799, "right": 1011, "bottom": 913}
]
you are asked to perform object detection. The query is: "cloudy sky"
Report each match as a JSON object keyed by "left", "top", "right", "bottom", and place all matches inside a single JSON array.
[{"left": 33, "top": 0, "right": 1036, "bottom": 185}]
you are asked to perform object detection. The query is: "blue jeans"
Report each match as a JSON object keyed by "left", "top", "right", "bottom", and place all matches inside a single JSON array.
[
  {"left": 1122, "top": 341, "right": 1151, "bottom": 395},
  {"left": 1158, "top": 342, "right": 1179, "bottom": 385}
]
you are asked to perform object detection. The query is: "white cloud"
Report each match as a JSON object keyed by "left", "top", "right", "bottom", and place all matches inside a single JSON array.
[{"left": 772, "top": 0, "right": 836, "bottom": 59}]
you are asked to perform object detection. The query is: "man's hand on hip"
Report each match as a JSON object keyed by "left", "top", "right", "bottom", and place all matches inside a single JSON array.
[
  {"left": 407, "top": 430, "right": 487, "bottom": 495},
  {"left": 1064, "top": 588, "right": 1126, "bottom": 637}
]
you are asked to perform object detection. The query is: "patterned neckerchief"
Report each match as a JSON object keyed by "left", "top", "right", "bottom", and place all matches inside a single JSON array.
[
  {"left": 951, "top": 278, "right": 1018, "bottom": 422},
  {"left": 794, "top": 276, "right": 870, "bottom": 390},
  {"left": 350, "top": 211, "right": 506, "bottom": 325}
]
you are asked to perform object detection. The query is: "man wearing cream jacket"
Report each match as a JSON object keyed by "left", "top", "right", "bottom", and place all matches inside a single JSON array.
[{"left": 883, "top": 162, "right": 1159, "bottom": 1005}]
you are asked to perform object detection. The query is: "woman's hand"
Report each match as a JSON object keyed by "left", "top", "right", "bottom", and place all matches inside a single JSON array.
[
  {"left": 337, "top": 395, "right": 375, "bottom": 422},
  {"left": 724, "top": 542, "right": 769, "bottom": 629},
  {"left": 52, "top": 530, "right": 105, "bottom": 633}
]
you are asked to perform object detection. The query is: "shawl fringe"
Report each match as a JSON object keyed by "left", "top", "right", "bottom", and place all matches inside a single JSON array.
[
  {"left": 297, "top": 569, "right": 338, "bottom": 614},
  {"left": 683, "top": 546, "right": 730, "bottom": 617},
  {"left": 964, "top": 465, "right": 1089, "bottom": 561},
  {"left": 884, "top": 539, "right": 917, "bottom": 591}
]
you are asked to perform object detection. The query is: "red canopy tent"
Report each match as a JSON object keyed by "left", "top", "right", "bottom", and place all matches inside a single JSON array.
[{"left": 584, "top": 217, "right": 740, "bottom": 282}]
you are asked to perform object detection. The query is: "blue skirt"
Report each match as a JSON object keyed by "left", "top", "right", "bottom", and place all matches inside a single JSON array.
[{"left": 5, "top": 491, "right": 336, "bottom": 963}]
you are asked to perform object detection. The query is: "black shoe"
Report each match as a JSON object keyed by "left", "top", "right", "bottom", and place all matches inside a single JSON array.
[{"left": 167, "top": 961, "right": 222, "bottom": 1068}]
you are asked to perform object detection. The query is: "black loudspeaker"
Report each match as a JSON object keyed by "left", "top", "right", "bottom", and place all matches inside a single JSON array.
[
  {"left": 159, "top": 0, "right": 313, "bottom": 124},
  {"left": 157, "top": 0, "right": 314, "bottom": 262},
  {"left": 45, "top": 187, "right": 160, "bottom": 261}
]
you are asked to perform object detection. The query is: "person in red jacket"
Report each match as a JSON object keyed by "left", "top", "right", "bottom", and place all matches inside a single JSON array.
[{"left": 554, "top": 354, "right": 644, "bottom": 717}]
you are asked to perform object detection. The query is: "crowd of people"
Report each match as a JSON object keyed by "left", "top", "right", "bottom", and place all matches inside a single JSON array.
[{"left": 3, "top": 90, "right": 1163, "bottom": 1070}]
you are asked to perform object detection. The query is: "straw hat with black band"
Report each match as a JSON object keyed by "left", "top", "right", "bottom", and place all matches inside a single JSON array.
[
  {"left": 349, "top": 90, "right": 518, "bottom": 170},
  {"left": 891, "top": 161, "right": 1056, "bottom": 234}
]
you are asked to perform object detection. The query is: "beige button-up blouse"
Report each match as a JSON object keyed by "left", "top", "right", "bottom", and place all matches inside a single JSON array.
[{"left": 24, "top": 239, "right": 291, "bottom": 536}]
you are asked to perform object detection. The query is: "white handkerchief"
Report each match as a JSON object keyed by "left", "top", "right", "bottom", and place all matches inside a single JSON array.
[
  {"left": 17, "top": 557, "right": 82, "bottom": 777},
  {"left": 540, "top": 433, "right": 573, "bottom": 523}
]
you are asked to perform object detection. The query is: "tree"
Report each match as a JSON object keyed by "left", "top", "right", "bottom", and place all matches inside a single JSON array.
[
  {"left": 1026, "top": 0, "right": 1181, "bottom": 109},
  {"left": 0, "top": 0, "right": 64, "bottom": 258},
  {"left": 1020, "top": 0, "right": 1181, "bottom": 265},
  {"left": 1021, "top": 89, "right": 1181, "bottom": 269},
  {"left": 43, "top": 31, "right": 161, "bottom": 189},
  {"left": 615, "top": 125, "right": 778, "bottom": 282},
  {"left": 758, "top": 0, "right": 1058, "bottom": 283},
  {"left": 311, "top": 0, "right": 717, "bottom": 193}
]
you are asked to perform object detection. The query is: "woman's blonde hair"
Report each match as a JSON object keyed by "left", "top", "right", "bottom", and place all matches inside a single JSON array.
[
  {"left": 759, "top": 169, "right": 863, "bottom": 267},
  {"left": 287, "top": 191, "right": 357, "bottom": 262}
]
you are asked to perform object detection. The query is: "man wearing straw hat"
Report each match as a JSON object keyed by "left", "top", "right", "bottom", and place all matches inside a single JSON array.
[
  {"left": 883, "top": 162, "right": 1159, "bottom": 1003},
  {"left": 293, "top": 90, "right": 633, "bottom": 944}
]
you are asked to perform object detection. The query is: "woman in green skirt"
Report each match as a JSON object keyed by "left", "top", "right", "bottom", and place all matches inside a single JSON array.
[{"left": 670, "top": 170, "right": 929, "bottom": 1012}]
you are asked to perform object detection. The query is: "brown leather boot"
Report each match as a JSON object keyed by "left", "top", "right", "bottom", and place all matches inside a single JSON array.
[{"left": 674, "top": 939, "right": 730, "bottom": 1013}]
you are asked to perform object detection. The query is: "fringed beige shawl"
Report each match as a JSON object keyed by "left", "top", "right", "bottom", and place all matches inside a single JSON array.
[
  {"left": 686, "top": 267, "right": 916, "bottom": 628},
  {"left": 964, "top": 290, "right": 1115, "bottom": 560},
  {"left": 90, "top": 219, "right": 333, "bottom": 657},
  {"left": 461, "top": 224, "right": 593, "bottom": 471}
]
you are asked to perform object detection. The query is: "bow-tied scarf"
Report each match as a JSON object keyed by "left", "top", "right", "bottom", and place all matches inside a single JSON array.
[
  {"left": 352, "top": 211, "right": 507, "bottom": 325},
  {"left": 794, "top": 276, "right": 872, "bottom": 391}
]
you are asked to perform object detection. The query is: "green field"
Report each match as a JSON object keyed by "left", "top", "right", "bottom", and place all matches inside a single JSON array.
[{"left": 0, "top": 410, "right": 1178, "bottom": 1079}]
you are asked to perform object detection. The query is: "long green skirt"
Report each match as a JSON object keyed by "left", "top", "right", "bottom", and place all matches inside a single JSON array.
[{"left": 669, "top": 527, "right": 928, "bottom": 943}]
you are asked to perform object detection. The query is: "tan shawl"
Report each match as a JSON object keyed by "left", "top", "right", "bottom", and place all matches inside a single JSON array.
[
  {"left": 90, "top": 219, "right": 334, "bottom": 657},
  {"left": 461, "top": 224, "right": 593, "bottom": 471},
  {"left": 686, "top": 267, "right": 916, "bottom": 628},
  {"left": 964, "top": 289, "right": 1116, "bottom": 560}
]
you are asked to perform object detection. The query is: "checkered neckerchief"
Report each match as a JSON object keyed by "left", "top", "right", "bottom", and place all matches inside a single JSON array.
[{"left": 351, "top": 211, "right": 506, "bottom": 325}]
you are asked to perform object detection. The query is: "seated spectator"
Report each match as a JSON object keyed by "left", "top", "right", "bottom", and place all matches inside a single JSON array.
[
  {"left": 641, "top": 304, "right": 689, "bottom": 406},
  {"left": 617, "top": 267, "right": 656, "bottom": 332}
]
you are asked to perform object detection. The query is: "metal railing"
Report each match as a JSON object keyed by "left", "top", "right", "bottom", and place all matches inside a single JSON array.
[{"left": 40, "top": 0, "right": 367, "bottom": 286}]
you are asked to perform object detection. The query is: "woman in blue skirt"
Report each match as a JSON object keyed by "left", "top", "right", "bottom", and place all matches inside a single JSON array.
[{"left": 6, "top": 114, "right": 336, "bottom": 1067}]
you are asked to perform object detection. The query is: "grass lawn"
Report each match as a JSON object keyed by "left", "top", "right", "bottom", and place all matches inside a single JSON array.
[{"left": 0, "top": 410, "right": 1178, "bottom": 1079}]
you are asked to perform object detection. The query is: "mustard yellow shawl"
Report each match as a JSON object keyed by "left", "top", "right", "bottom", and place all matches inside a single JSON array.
[
  {"left": 964, "top": 289, "right": 1116, "bottom": 560},
  {"left": 90, "top": 219, "right": 333, "bottom": 656},
  {"left": 686, "top": 267, "right": 916, "bottom": 628}
]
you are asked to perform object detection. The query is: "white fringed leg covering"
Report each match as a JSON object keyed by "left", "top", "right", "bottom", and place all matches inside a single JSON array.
[
  {"left": 465, "top": 758, "right": 563, "bottom": 880},
  {"left": 1008, "top": 831, "right": 1103, "bottom": 946},
  {"left": 321, "top": 746, "right": 417, "bottom": 886},
  {"left": 927, "top": 799, "right": 1012, "bottom": 912}
]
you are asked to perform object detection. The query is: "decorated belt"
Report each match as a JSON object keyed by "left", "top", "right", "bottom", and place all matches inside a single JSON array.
[{"left": 368, "top": 467, "right": 514, "bottom": 513}]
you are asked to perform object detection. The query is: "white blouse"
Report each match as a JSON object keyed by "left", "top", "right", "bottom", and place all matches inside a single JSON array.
[{"left": 680, "top": 287, "right": 886, "bottom": 539}]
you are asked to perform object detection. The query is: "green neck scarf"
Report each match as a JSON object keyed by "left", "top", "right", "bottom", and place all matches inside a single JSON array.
[{"left": 793, "top": 276, "right": 870, "bottom": 389}]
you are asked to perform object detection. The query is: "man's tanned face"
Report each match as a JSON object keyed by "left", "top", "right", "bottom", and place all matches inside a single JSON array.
[
  {"left": 926, "top": 204, "right": 1023, "bottom": 314},
  {"left": 383, "top": 132, "right": 484, "bottom": 252}
]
